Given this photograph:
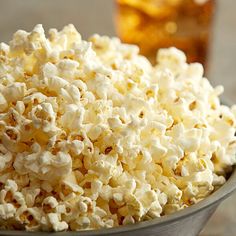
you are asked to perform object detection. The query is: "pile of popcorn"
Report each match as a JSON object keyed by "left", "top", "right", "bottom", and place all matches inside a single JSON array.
[{"left": 0, "top": 25, "right": 235, "bottom": 232}]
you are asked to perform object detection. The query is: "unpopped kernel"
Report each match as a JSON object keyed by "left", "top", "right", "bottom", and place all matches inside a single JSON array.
[{"left": 0, "top": 25, "right": 235, "bottom": 231}]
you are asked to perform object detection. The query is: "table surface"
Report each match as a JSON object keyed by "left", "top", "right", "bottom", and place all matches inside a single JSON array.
[{"left": 0, "top": 0, "right": 236, "bottom": 235}]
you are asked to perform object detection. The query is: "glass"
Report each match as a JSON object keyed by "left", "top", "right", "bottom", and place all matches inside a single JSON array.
[{"left": 115, "top": 0, "right": 215, "bottom": 68}]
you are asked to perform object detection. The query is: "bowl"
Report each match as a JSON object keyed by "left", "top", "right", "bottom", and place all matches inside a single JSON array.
[
  {"left": 0, "top": 166, "right": 235, "bottom": 236},
  {"left": 1, "top": 99, "right": 235, "bottom": 236}
]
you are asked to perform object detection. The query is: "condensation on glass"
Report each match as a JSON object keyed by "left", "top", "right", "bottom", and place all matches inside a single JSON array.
[{"left": 115, "top": 0, "right": 215, "bottom": 67}]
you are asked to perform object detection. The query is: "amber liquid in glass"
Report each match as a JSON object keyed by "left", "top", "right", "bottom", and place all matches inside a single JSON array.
[{"left": 116, "top": 0, "right": 215, "bottom": 67}]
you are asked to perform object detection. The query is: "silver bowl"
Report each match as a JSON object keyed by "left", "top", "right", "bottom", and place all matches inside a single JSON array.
[{"left": 0, "top": 167, "right": 235, "bottom": 236}]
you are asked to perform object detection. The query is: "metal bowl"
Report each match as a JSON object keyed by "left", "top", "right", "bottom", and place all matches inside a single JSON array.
[{"left": 0, "top": 167, "right": 235, "bottom": 236}]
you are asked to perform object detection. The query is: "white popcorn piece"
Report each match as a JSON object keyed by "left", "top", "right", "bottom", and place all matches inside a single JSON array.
[
  {"left": 14, "top": 150, "right": 72, "bottom": 183},
  {"left": 91, "top": 179, "right": 103, "bottom": 195},
  {"left": 0, "top": 144, "right": 13, "bottom": 171},
  {"left": 77, "top": 201, "right": 88, "bottom": 213},
  {"left": 147, "top": 200, "right": 162, "bottom": 218},
  {"left": 13, "top": 192, "right": 26, "bottom": 207},
  {"left": 30, "top": 102, "right": 57, "bottom": 133},
  {"left": 61, "top": 172, "right": 84, "bottom": 194},
  {"left": 123, "top": 215, "right": 135, "bottom": 225},
  {"left": 113, "top": 192, "right": 123, "bottom": 205},
  {"left": 0, "top": 42, "right": 9, "bottom": 55},
  {"left": 57, "top": 59, "right": 80, "bottom": 80},
  {"left": 47, "top": 213, "right": 68, "bottom": 231},
  {"left": 45, "top": 76, "right": 69, "bottom": 94},
  {"left": 0, "top": 204, "right": 16, "bottom": 220},
  {"left": 22, "top": 188, "right": 40, "bottom": 207},
  {"left": 43, "top": 196, "right": 58, "bottom": 209},
  {"left": 0, "top": 93, "right": 8, "bottom": 112},
  {"left": 156, "top": 47, "right": 187, "bottom": 75}
]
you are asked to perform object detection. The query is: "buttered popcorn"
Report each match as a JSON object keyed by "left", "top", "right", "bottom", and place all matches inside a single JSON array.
[{"left": 0, "top": 24, "right": 235, "bottom": 231}]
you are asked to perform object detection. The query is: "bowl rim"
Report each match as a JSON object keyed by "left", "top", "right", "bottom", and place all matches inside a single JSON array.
[{"left": 1, "top": 167, "right": 235, "bottom": 236}]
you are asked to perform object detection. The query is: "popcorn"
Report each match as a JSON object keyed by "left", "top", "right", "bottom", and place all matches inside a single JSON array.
[
  {"left": 47, "top": 213, "right": 68, "bottom": 231},
  {"left": 0, "top": 93, "right": 7, "bottom": 112},
  {"left": 30, "top": 102, "right": 57, "bottom": 133},
  {"left": 123, "top": 215, "right": 135, "bottom": 225},
  {"left": 0, "top": 144, "right": 13, "bottom": 171},
  {"left": 43, "top": 197, "right": 58, "bottom": 212},
  {"left": 3, "top": 83, "right": 27, "bottom": 103},
  {"left": 0, "top": 24, "right": 235, "bottom": 232},
  {"left": 14, "top": 149, "right": 72, "bottom": 183},
  {"left": 0, "top": 204, "right": 16, "bottom": 220},
  {"left": 45, "top": 76, "right": 69, "bottom": 94}
]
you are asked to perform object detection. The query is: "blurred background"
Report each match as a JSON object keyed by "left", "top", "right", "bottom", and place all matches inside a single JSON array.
[{"left": 0, "top": 0, "right": 235, "bottom": 235}]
